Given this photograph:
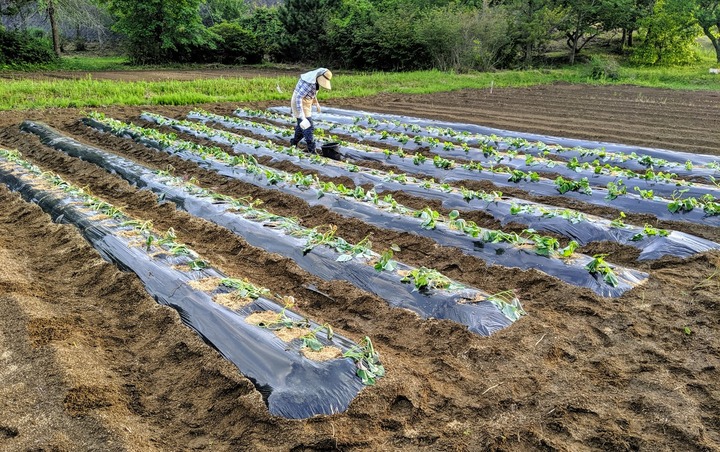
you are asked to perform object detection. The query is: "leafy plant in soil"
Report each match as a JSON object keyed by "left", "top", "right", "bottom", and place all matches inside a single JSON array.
[
  {"left": 373, "top": 245, "right": 400, "bottom": 272},
  {"left": 342, "top": 336, "right": 385, "bottom": 386},
  {"left": 631, "top": 224, "right": 670, "bottom": 241},
  {"left": 668, "top": 190, "right": 698, "bottom": 213},
  {"left": 220, "top": 278, "right": 271, "bottom": 300},
  {"left": 585, "top": 254, "right": 619, "bottom": 287},
  {"left": 400, "top": 267, "right": 463, "bottom": 292},
  {"left": 487, "top": 290, "right": 525, "bottom": 321},
  {"left": 554, "top": 176, "right": 592, "bottom": 195},
  {"left": 301, "top": 324, "right": 334, "bottom": 352}
]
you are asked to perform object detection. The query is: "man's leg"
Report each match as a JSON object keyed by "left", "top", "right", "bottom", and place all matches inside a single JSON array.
[
  {"left": 302, "top": 118, "right": 317, "bottom": 154},
  {"left": 290, "top": 119, "right": 304, "bottom": 146}
]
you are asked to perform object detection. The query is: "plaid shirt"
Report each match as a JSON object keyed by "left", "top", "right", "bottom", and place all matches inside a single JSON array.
[{"left": 293, "top": 79, "right": 317, "bottom": 115}]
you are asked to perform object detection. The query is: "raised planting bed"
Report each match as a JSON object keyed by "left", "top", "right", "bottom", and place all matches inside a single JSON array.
[
  {"left": 84, "top": 113, "right": 649, "bottom": 297},
  {"left": 22, "top": 120, "right": 522, "bottom": 335},
  {"left": 0, "top": 147, "right": 384, "bottom": 419},
  {"left": 241, "top": 107, "right": 720, "bottom": 190},
  {"left": 197, "top": 109, "right": 720, "bottom": 226},
  {"left": 291, "top": 106, "right": 720, "bottom": 176},
  {"left": 168, "top": 111, "right": 719, "bottom": 260}
]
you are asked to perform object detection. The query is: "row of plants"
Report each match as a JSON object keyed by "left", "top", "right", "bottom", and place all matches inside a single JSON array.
[
  {"left": 23, "top": 119, "right": 524, "bottom": 333},
  {"left": 233, "top": 108, "right": 719, "bottom": 201},
  {"left": 148, "top": 111, "right": 719, "bottom": 261},
  {"left": 191, "top": 109, "right": 720, "bottom": 224},
  {"left": 101, "top": 112, "right": 576, "bottom": 260},
  {"left": 0, "top": 147, "right": 384, "bottom": 418},
  {"left": 271, "top": 107, "right": 720, "bottom": 179},
  {"left": 85, "top": 112, "right": 649, "bottom": 297}
]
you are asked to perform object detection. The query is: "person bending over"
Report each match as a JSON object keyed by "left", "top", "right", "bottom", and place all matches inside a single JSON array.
[{"left": 290, "top": 68, "right": 332, "bottom": 154}]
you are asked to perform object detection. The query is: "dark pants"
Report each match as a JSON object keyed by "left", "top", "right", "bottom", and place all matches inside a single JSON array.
[{"left": 291, "top": 118, "right": 316, "bottom": 153}]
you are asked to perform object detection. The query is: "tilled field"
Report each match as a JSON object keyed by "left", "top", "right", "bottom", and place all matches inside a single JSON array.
[{"left": 1, "top": 84, "right": 719, "bottom": 451}]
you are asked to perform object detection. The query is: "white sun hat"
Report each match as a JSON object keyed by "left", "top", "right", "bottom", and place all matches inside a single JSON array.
[
  {"left": 300, "top": 68, "right": 332, "bottom": 90},
  {"left": 317, "top": 70, "right": 332, "bottom": 90}
]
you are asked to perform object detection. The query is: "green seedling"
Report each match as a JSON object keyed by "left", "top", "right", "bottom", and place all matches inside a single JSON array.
[
  {"left": 301, "top": 324, "right": 334, "bottom": 352},
  {"left": 343, "top": 336, "right": 385, "bottom": 386},
  {"left": 220, "top": 278, "right": 271, "bottom": 300},
  {"left": 610, "top": 212, "right": 627, "bottom": 228},
  {"left": 415, "top": 207, "right": 441, "bottom": 229},
  {"left": 374, "top": 248, "right": 398, "bottom": 272},
  {"left": 400, "top": 267, "right": 461, "bottom": 292},
  {"left": 585, "top": 254, "right": 619, "bottom": 287},
  {"left": 631, "top": 224, "right": 670, "bottom": 241},
  {"left": 188, "top": 259, "right": 208, "bottom": 271}
]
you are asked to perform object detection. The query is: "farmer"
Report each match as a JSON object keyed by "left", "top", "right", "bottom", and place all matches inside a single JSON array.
[{"left": 289, "top": 68, "right": 332, "bottom": 154}]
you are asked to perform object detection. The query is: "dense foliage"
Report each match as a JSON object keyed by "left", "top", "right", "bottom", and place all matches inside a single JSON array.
[
  {"left": 0, "top": 27, "right": 58, "bottom": 66},
  {"left": 204, "top": 22, "right": 263, "bottom": 64},
  {"left": 104, "top": 0, "right": 212, "bottom": 64},
  {"left": 0, "top": 0, "right": 717, "bottom": 68}
]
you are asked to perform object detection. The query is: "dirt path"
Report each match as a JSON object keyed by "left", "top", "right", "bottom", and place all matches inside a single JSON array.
[{"left": 0, "top": 84, "right": 719, "bottom": 451}]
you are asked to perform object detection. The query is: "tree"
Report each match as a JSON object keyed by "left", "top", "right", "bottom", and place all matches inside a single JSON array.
[
  {"left": 2, "top": 0, "right": 68, "bottom": 55},
  {"left": 200, "top": 0, "right": 247, "bottom": 26},
  {"left": 557, "top": 0, "right": 603, "bottom": 64},
  {"left": 507, "top": 0, "right": 566, "bottom": 66},
  {"left": 325, "top": 0, "right": 431, "bottom": 70},
  {"left": 104, "top": 0, "right": 212, "bottom": 64},
  {"left": 597, "top": 0, "right": 653, "bottom": 48},
  {"left": 2, "top": 0, "right": 112, "bottom": 54},
  {"left": 695, "top": 0, "right": 720, "bottom": 62},
  {"left": 632, "top": 0, "right": 701, "bottom": 65},
  {"left": 44, "top": 0, "right": 60, "bottom": 55},
  {"left": 415, "top": 3, "right": 511, "bottom": 71},
  {"left": 241, "top": 6, "right": 284, "bottom": 61},
  {"left": 56, "top": 0, "right": 113, "bottom": 49},
  {"left": 276, "top": 0, "right": 339, "bottom": 63}
]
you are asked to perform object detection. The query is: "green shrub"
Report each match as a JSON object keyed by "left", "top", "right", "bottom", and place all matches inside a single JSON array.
[
  {"left": 326, "top": 0, "right": 431, "bottom": 71},
  {"left": 415, "top": 4, "right": 511, "bottom": 72},
  {"left": 0, "top": 27, "right": 57, "bottom": 66},
  {"left": 240, "top": 7, "right": 284, "bottom": 62},
  {"left": 208, "top": 22, "right": 263, "bottom": 64},
  {"left": 107, "top": 0, "right": 212, "bottom": 64},
  {"left": 630, "top": 0, "right": 700, "bottom": 65},
  {"left": 276, "top": 0, "right": 337, "bottom": 63},
  {"left": 588, "top": 54, "right": 620, "bottom": 80}
]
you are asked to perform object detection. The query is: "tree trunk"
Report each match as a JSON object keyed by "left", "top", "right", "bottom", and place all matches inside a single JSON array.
[
  {"left": 627, "top": 29, "right": 633, "bottom": 47},
  {"left": 703, "top": 25, "right": 720, "bottom": 63},
  {"left": 526, "top": 41, "right": 532, "bottom": 66},
  {"left": 569, "top": 12, "right": 582, "bottom": 65},
  {"left": 48, "top": 0, "right": 61, "bottom": 56},
  {"left": 569, "top": 30, "right": 579, "bottom": 64},
  {"left": 621, "top": 28, "right": 626, "bottom": 48}
]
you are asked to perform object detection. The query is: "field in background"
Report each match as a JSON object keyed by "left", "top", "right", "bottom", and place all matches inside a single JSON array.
[{"left": 0, "top": 55, "right": 718, "bottom": 111}]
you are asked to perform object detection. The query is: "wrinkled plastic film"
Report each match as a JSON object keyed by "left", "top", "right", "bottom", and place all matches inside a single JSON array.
[
  {"left": 23, "top": 120, "right": 514, "bottom": 335},
  {"left": 256, "top": 108, "right": 720, "bottom": 190},
  {"left": 82, "top": 118, "right": 649, "bottom": 297},
  {"left": 0, "top": 158, "right": 370, "bottom": 419},
  {"left": 309, "top": 107, "right": 720, "bottom": 167},
  {"left": 175, "top": 115, "right": 719, "bottom": 258},
  {"left": 202, "top": 111, "right": 719, "bottom": 227}
]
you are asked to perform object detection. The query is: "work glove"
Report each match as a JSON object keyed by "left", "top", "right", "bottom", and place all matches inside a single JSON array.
[{"left": 300, "top": 118, "right": 311, "bottom": 130}]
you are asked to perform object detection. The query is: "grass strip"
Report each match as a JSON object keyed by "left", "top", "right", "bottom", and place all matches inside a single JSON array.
[{"left": 1, "top": 63, "right": 719, "bottom": 111}]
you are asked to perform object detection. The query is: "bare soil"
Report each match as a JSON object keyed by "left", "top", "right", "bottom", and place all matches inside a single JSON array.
[{"left": 0, "top": 83, "right": 719, "bottom": 451}]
